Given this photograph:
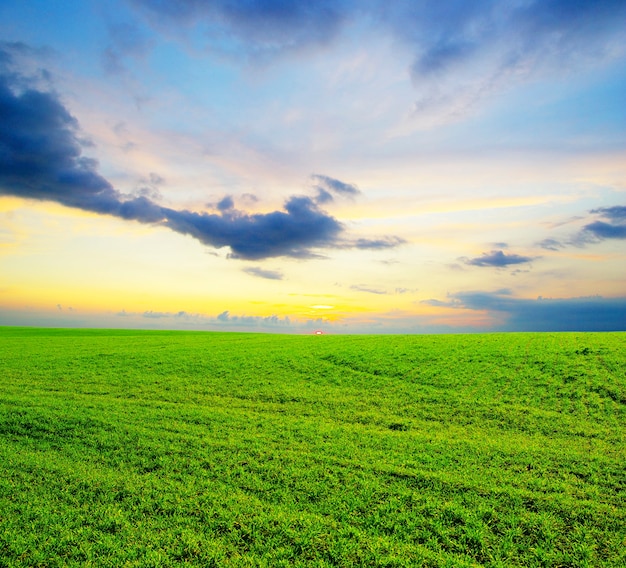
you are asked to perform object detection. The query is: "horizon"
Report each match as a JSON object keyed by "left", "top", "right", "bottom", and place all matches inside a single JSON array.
[{"left": 1, "top": 1, "right": 625, "bottom": 334}]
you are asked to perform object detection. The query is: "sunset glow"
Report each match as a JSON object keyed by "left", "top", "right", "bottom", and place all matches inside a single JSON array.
[{"left": 1, "top": 1, "right": 625, "bottom": 333}]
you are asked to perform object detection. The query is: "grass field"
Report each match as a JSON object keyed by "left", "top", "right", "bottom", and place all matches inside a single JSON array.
[{"left": 0, "top": 327, "right": 624, "bottom": 567}]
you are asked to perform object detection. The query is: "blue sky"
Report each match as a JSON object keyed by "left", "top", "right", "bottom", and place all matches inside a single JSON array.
[{"left": 0, "top": 0, "right": 625, "bottom": 333}]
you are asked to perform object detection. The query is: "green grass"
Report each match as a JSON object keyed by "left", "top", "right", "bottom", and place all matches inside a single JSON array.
[{"left": 0, "top": 327, "right": 625, "bottom": 567}]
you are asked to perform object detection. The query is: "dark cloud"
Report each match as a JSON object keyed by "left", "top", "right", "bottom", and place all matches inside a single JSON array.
[
  {"left": 515, "top": 0, "right": 626, "bottom": 40},
  {"left": 582, "top": 205, "right": 626, "bottom": 240},
  {"left": 422, "top": 288, "right": 513, "bottom": 309},
  {"left": 216, "top": 195, "right": 235, "bottom": 211},
  {"left": 127, "top": 0, "right": 626, "bottom": 64},
  {"left": 243, "top": 266, "right": 283, "bottom": 280},
  {"left": 0, "top": 61, "right": 163, "bottom": 220},
  {"left": 0, "top": 42, "right": 53, "bottom": 90},
  {"left": 413, "top": 39, "right": 475, "bottom": 76},
  {"left": 573, "top": 204, "right": 626, "bottom": 244},
  {"left": 129, "top": 0, "right": 350, "bottom": 57},
  {"left": 425, "top": 289, "right": 626, "bottom": 332},
  {"left": 590, "top": 206, "right": 626, "bottom": 222},
  {"left": 0, "top": 60, "right": 338, "bottom": 258},
  {"left": 383, "top": 0, "right": 626, "bottom": 78},
  {"left": 463, "top": 250, "right": 534, "bottom": 268},
  {"left": 582, "top": 221, "right": 626, "bottom": 240},
  {"left": 1, "top": 50, "right": 405, "bottom": 260},
  {"left": 314, "top": 187, "right": 334, "bottom": 204},
  {"left": 163, "top": 196, "right": 342, "bottom": 259}
]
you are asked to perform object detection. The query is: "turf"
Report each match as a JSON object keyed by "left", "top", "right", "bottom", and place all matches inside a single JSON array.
[{"left": 0, "top": 327, "right": 624, "bottom": 567}]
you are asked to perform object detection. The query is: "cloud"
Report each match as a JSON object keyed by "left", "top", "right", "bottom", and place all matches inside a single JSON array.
[
  {"left": 590, "top": 206, "right": 626, "bottom": 222},
  {"left": 215, "top": 309, "right": 292, "bottom": 328},
  {"left": 240, "top": 193, "right": 259, "bottom": 204},
  {"left": 350, "top": 284, "right": 387, "bottom": 295},
  {"left": 425, "top": 289, "right": 626, "bottom": 332},
  {"left": 0, "top": 49, "right": 163, "bottom": 222},
  {"left": 581, "top": 205, "right": 626, "bottom": 241},
  {"left": 347, "top": 284, "right": 416, "bottom": 296},
  {"left": 216, "top": 195, "right": 235, "bottom": 212},
  {"left": 384, "top": 1, "right": 626, "bottom": 104},
  {"left": 353, "top": 236, "right": 406, "bottom": 250},
  {"left": 554, "top": 205, "right": 626, "bottom": 246},
  {"left": 163, "top": 196, "right": 342, "bottom": 259},
  {"left": 128, "top": 0, "right": 350, "bottom": 57},
  {"left": 115, "top": 308, "right": 294, "bottom": 329},
  {"left": 243, "top": 266, "right": 283, "bottom": 280},
  {"left": 143, "top": 310, "right": 184, "bottom": 319},
  {"left": 0, "top": 48, "right": 402, "bottom": 260},
  {"left": 311, "top": 174, "right": 360, "bottom": 203},
  {"left": 583, "top": 221, "right": 626, "bottom": 240},
  {"left": 538, "top": 205, "right": 626, "bottom": 249},
  {"left": 128, "top": 1, "right": 626, "bottom": 65},
  {"left": 537, "top": 238, "right": 564, "bottom": 251},
  {"left": 133, "top": 172, "right": 164, "bottom": 201},
  {"left": 463, "top": 250, "right": 534, "bottom": 268}
]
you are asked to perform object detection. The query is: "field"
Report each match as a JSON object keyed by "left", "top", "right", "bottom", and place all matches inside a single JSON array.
[{"left": 0, "top": 327, "right": 625, "bottom": 567}]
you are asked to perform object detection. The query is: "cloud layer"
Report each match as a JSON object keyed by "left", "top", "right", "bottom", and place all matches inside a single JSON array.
[
  {"left": 425, "top": 290, "right": 626, "bottom": 332},
  {"left": 128, "top": 1, "right": 626, "bottom": 59},
  {"left": 126, "top": 0, "right": 626, "bottom": 119}
]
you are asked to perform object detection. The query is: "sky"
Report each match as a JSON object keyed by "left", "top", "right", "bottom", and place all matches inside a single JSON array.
[{"left": 0, "top": 0, "right": 625, "bottom": 334}]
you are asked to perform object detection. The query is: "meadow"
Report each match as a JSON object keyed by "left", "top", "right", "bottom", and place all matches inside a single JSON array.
[{"left": 0, "top": 327, "right": 624, "bottom": 567}]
